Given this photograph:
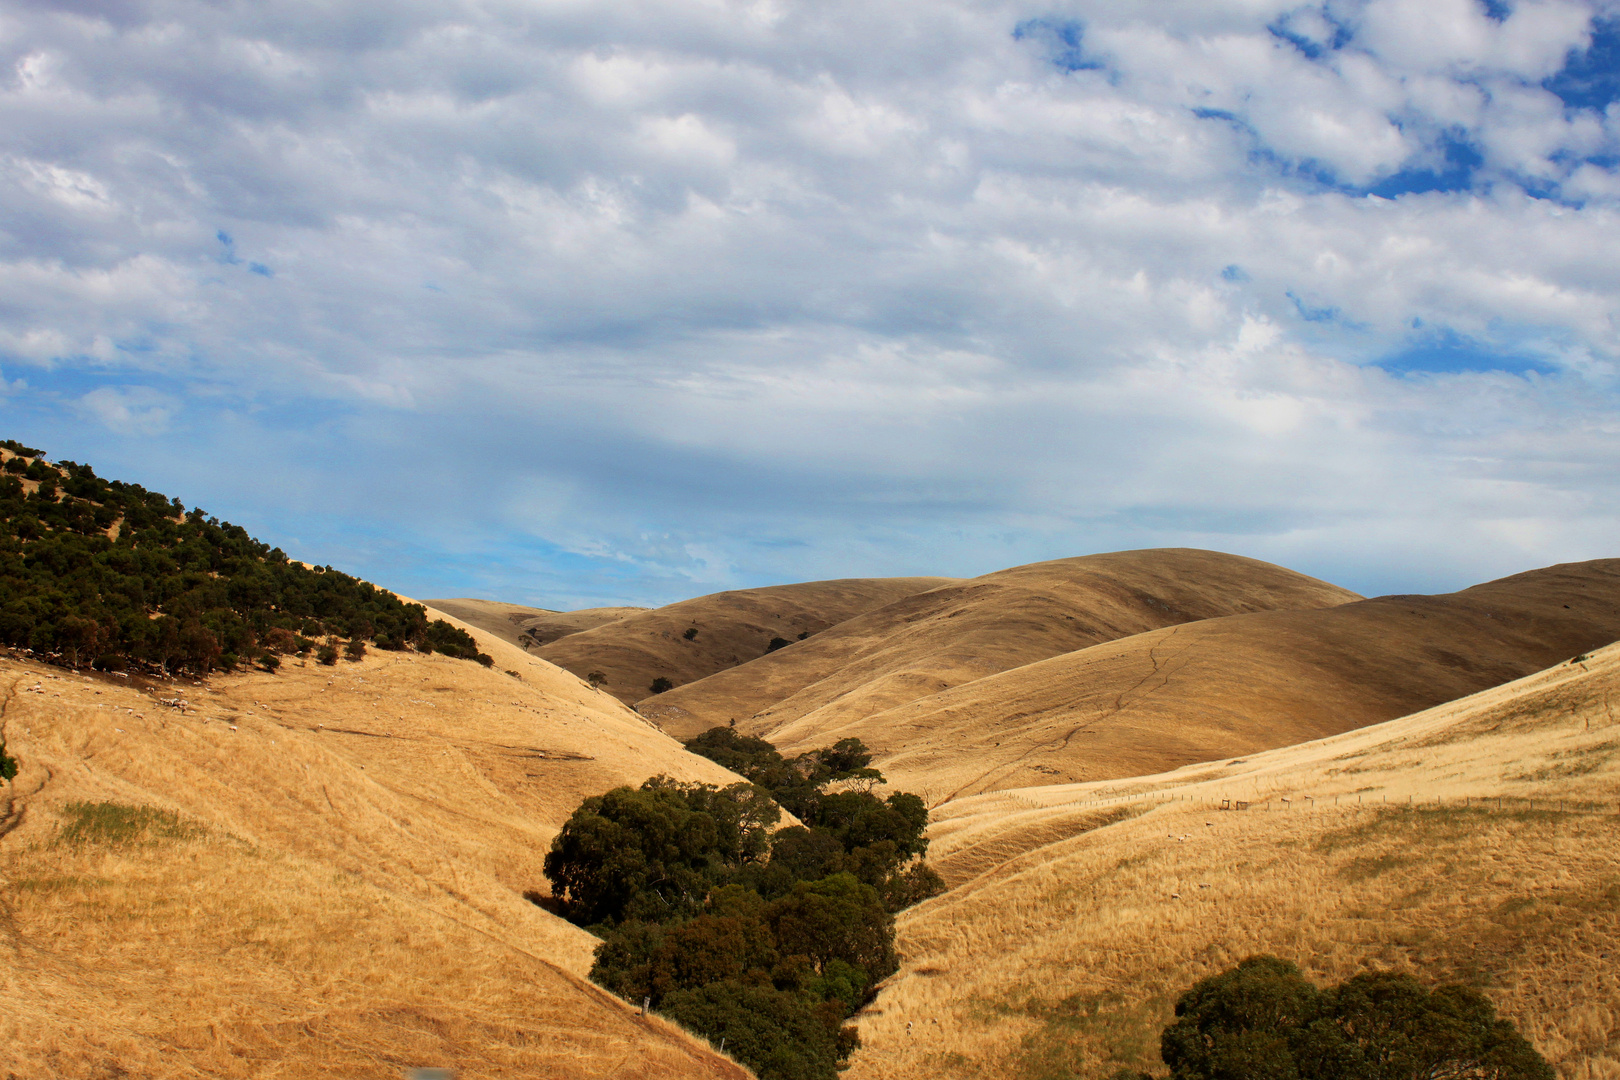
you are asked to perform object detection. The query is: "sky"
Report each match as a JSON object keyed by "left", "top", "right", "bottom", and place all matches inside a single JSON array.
[{"left": 3, "top": 0, "right": 1619, "bottom": 608}]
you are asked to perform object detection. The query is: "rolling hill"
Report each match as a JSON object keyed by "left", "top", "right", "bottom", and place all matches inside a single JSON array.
[
  {"left": 0, "top": 610, "right": 753, "bottom": 1080},
  {"left": 639, "top": 549, "right": 1361, "bottom": 740},
  {"left": 424, "top": 597, "right": 647, "bottom": 649},
  {"left": 779, "top": 558, "right": 1620, "bottom": 801},
  {"left": 845, "top": 640, "right": 1620, "bottom": 1080},
  {"left": 536, "top": 576, "right": 958, "bottom": 705}
]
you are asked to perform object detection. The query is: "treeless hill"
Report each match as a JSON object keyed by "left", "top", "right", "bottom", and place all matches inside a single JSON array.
[
  {"left": 796, "top": 558, "right": 1620, "bottom": 800},
  {"left": 0, "top": 610, "right": 751, "bottom": 1080},
  {"left": 537, "top": 577, "right": 958, "bottom": 705},
  {"left": 640, "top": 549, "right": 1360, "bottom": 740},
  {"left": 425, "top": 597, "right": 646, "bottom": 649},
  {"left": 845, "top": 641, "right": 1620, "bottom": 1080}
]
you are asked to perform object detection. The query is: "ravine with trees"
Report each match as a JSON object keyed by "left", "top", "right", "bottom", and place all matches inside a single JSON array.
[{"left": 542, "top": 726, "right": 945, "bottom": 1080}]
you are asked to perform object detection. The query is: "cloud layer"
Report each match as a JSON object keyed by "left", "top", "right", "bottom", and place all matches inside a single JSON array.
[{"left": 3, "top": 0, "right": 1619, "bottom": 604}]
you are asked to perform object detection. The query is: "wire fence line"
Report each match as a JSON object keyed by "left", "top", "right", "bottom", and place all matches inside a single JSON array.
[{"left": 994, "top": 789, "right": 1620, "bottom": 817}]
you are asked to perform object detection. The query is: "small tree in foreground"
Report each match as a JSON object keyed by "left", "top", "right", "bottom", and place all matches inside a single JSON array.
[{"left": 1160, "top": 955, "right": 1554, "bottom": 1080}]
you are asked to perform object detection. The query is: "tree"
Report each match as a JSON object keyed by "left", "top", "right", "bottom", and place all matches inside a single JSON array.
[
  {"left": 684, "top": 627, "right": 698, "bottom": 640},
  {"left": 0, "top": 738, "right": 17, "bottom": 782},
  {"left": 1161, "top": 955, "right": 1317, "bottom": 1080},
  {"left": 660, "top": 980, "right": 852, "bottom": 1080},
  {"left": 543, "top": 777, "right": 780, "bottom": 926},
  {"left": 1160, "top": 956, "right": 1555, "bottom": 1080},
  {"left": 586, "top": 670, "right": 608, "bottom": 688},
  {"left": 766, "top": 873, "right": 897, "bottom": 983},
  {"left": 649, "top": 676, "right": 674, "bottom": 694}
]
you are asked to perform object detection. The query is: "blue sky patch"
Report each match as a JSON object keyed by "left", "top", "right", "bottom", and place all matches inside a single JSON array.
[
  {"left": 1013, "top": 18, "right": 1103, "bottom": 73},
  {"left": 1375, "top": 327, "right": 1553, "bottom": 376},
  {"left": 1367, "top": 132, "right": 1483, "bottom": 198},
  {"left": 1545, "top": 18, "right": 1620, "bottom": 111}
]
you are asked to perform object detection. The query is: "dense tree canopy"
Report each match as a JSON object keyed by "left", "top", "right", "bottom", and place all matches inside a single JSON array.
[
  {"left": 0, "top": 440, "right": 489, "bottom": 674},
  {"left": 545, "top": 730, "right": 944, "bottom": 1080},
  {"left": 1161, "top": 955, "right": 1554, "bottom": 1080}
]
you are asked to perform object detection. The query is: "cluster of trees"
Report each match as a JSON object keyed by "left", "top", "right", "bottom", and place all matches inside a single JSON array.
[
  {"left": 543, "top": 729, "right": 944, "bottom": 1080},
  {"left": 0, "top": 441, "right": 492, "bottom": 675},
  {"left": 1148, "top": 955, "right": 1553, "bottom": 1080}
]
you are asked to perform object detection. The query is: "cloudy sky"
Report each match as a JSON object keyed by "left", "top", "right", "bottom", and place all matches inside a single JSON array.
[{"left": 3, "top": 0, "right": 1619, "bottom": 606}]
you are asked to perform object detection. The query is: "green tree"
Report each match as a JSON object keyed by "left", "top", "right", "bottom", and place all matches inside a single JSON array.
[
  {"left": 766, "top": 872, "right": 897, "bottom": 983},
  {"left": 649, "top": 676, "right": 674, "bottom": 694},
  {"left": 1160, "top": 956, "right": 1555, "bottom": 1080},
  {"left": 543, "top": 777, "right": 779, "bottom": 926},
  {"left": 659, "top": 980, "right": 852, "bottom": 1080}
]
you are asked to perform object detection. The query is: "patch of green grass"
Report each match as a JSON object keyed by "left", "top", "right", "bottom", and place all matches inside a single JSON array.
[
  {"left": 1336, "top": 852, "right": 1414, "bottom": 883},
  {"left": 54, "top": 801, "right": 203, "bottom": 847},
  {"left": 1011, "top": 986, "right": 1171, "bottom": 1080},
  {"left": 13, "top": 874, "right": 113, "bottom": 891}
]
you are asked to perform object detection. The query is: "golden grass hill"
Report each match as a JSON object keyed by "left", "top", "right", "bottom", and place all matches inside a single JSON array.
[{"left": 3, "top": 438, "right": 1617, "bottom": 1080}]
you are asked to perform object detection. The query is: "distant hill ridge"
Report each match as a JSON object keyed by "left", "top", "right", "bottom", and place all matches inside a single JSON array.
[
  {"left": 762, "top": 557, "right": 1620, "bottom": 799},
  {"left": 0, "top": 439, "right": 486, "bottom": 675},
  {"left": 640, "top": 548, "right": 1361, "bottom": 739},
  {"left": 533, "top": 575, "right": 961, "bottom": 703}
]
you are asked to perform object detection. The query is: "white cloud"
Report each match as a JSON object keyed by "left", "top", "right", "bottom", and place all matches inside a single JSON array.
[
  {"left": 76, "top": 386, "right": 179, "bottom": 435},
  {"left": 0, "top": 0, "right": 1617, "bottom": 602}
]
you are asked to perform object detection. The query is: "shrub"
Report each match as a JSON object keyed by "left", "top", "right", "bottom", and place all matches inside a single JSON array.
[
  {"left": 316, "top": 644, "right": 339, "bottom": 665},
  {"left": 218, "top": 652, "right": 239, "bottom": 671},
  {"left": 261, "top": 627, "right": 299, "bottom": 654},
  {"left": 92, "top": 653, "right": 127, "bottom": 672},
  {"left": 344, "top": 638, "right": 366, "bottom": 662},
  {"left": 1, "top": 739, "right": 17, "bottom": 782},
  {"left": 476, "top": 652, "right": 494, "bottom": 667},
  {"left": 649, "top": 676, "right": 674, "bottom": 694},
  {"left": 1160, "top": 955, "right": 1555, "bottom": 1080},
  {"left": 684, "top": 627, "right": 698, "bottom": 640},
  {"left": 767, "top": 637, "right": 792, "bottom": 653},
  {"left": 258, "top": 652, "right": 281, "bottom": 673}
]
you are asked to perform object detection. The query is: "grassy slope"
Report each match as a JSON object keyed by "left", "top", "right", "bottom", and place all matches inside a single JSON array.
[
  {"left": 0, "top": 611, "right": 750, "bottom": 1080},
  {"left": 425, "top": 598, "right": 647, "bottom": 649},
  {"left": 844, "top": 641, "right": 1620, "bottom": 1080},
  {"left": 642, "top": 549, "right": 1360, "bottom": 741},
  {"left": 538, "top": 577, "right": 959, "bottom": 706},
  {"left": 822, "top": 558, "right": 1620, "bottom": 800}
]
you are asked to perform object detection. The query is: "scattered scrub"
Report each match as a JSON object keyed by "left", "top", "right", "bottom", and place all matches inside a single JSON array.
[
  {"left": 544, "top": 729, "right": 944, "bottom": 1080},
  {"left": 0, "top": 442, "right": 487, "bottom": 674}
]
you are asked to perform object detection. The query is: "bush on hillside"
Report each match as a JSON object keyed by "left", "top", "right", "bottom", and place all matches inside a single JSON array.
[
  {"left": 0, "top": 738, "right": 17, "bottom": 782},
  {"left": 649, "top": 676, "right": 674, "bottom": 694},
  {"left": 0, "top": 441, "right": 488, "bottom": 675},
  {"left": 549, "top": 730, "right": 942, "bottom": 1080},
  {"left": 1160, "top": 955, "right": 1555, "bottom": 1080}
]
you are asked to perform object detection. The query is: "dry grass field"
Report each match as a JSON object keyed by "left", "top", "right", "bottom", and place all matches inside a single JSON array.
[
  {"left": 0, "top": 609, "right": 750, "bottom": 1080},
  {"left": 423, "top": 599, "right": 648, "bottom": 650},
  {"left": 642, "top": 549, "right": 1359, "bottom": 741},
  {"left": 539, "top": 577, "right": 956, "bottom": 707},
  {"left": 844, "top": 640, "right": 1620, "bottom": 1080},
  {"left": 796, "top": 558, "right": 1620, "bottom": 799}
]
